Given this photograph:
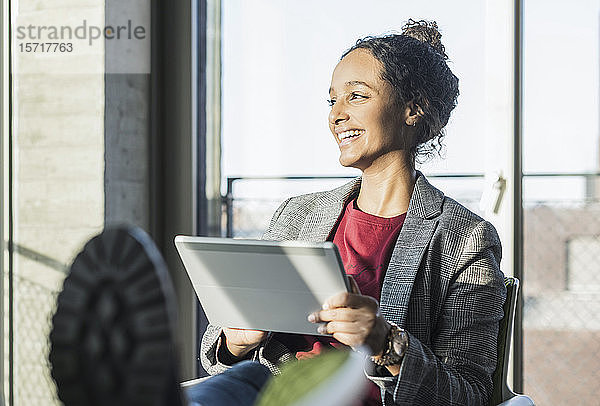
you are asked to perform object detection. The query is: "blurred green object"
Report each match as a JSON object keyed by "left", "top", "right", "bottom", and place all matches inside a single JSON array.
[{"left": 256, "top": 349, "right": 367, "bottom": 406}]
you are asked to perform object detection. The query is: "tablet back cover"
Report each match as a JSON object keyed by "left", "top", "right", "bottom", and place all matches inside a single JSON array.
[{"left": 175, "top": 237, "right": 349, "bottom": 335}]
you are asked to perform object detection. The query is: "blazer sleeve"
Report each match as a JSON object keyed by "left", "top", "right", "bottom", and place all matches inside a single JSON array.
[
  {"left": 199, "top": 198, "right": 293, "bottom": 375},
  {"left": 367, "top": 220, "right": 506, "bottom": 406}
]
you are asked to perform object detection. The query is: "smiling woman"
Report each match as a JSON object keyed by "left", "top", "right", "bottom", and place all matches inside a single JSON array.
[
  {"left": 328, "top": 49, "right": 408, "bottom": 173},
  {"left": 198, "top": 20, "right": 506, "bottom": 406}
]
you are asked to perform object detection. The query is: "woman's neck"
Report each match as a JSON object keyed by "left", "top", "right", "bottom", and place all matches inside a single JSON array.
[{"left": 356, "top": 152, "right": 416, "bottom": 217}]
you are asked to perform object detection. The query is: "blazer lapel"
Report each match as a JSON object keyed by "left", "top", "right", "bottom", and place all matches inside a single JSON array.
[
  {"left": 380, "top": 172, "right": 444, "bottom": 327},
  {"left": 380, "top": 217, "right": 438, "bottom": 326},
  {"left": 293, "top": 173, "right": 444, "bottom": 327},
  {"left": 297, "top": 178, "right": 361, "bottom": 242}
]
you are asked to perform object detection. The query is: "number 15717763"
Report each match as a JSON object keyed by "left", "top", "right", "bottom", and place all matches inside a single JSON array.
[{"left": 18, "top": 42, "right": 73, "bottom": 53}]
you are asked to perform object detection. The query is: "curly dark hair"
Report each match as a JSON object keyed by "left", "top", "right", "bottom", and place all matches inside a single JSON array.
[{"left": 341, "top": 19, "right": 459, "bottom": 162}]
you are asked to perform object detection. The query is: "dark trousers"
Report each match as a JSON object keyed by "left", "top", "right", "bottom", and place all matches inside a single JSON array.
[{"left": 185, "top": 361, "right": 271, "bottom": 406}]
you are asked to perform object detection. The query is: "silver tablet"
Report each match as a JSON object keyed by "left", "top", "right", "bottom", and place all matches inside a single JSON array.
[{"left": 174, "top": 236, "right": 350, "bottom": 335}]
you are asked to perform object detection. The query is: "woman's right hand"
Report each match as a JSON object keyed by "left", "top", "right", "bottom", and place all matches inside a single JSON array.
[{"left": 222, "top": 328, "right": 267, "bottom": 358}]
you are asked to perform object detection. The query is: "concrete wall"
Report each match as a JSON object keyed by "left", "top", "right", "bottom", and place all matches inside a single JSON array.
[
  {"left": 11, "top": 0, "right": 106, "bottom": 399},
  {"left": 9, "top": 0, "right": 152, "bottom": 404},
  {"left": 104, "top": 0, "right": 151, "bottom": 230},
  {"left": 7, "top": 0, "right": 198, "bottom": 402},
  {"left": 104, "top": 74, "right": 150, "bottom": 230}
]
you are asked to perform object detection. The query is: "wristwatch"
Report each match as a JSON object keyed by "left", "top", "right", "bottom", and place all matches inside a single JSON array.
[{"left": 371, "top": 322, "right": 408, "bottom": 367}]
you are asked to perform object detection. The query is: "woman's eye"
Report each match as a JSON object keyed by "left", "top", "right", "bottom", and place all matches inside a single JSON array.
[
  {"left": 349, "top": 92, "right": 367, "bottom": 101},
  {"left": 327, "top": 99, "right": 336, "bottom": 107}
]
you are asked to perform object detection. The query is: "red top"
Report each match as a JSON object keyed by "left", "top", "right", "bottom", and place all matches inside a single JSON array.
[
  {"left": 333, "top": 199, "right": 406, "bottom": 302},
  {"left": 294, "top": 199, "right": 406, "bottom": 406}
]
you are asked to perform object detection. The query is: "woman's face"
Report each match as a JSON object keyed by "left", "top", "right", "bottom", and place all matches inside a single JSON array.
[{"left": 328, "top": 49, "right": 409, "bottom": 171}]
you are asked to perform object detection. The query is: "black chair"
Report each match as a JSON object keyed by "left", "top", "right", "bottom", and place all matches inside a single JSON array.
[{"left": 490, "top": 277, "right": 535, "bottom": 406}]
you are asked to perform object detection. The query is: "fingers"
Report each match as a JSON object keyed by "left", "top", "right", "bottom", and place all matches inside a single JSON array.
[
  {"left": 317, "top": 320, "right": 368, "bottom": 335},
  {"left": 223, "top": 327, "right": 266, "bottom": 337},
  {"left": 347, "top": 275, "right": 361, "bottom": 294},
  {"left": 316, "top": 321, "right": 373, "bottom": 350},
  {"left": 306, "top": 291, "right": 381, "bottom": 350},
  {"left": 323, "top": 291, "right": 378, "bottom": 311},
  {"left": 310, "top": 306, "right": 377, "bottom": 338},
  {"left": 331, "top": 333, "right": 361, "bottom": 349},
  {"left": 308, "top": 292, "right": 379, "bottom": 324},
  {"left": 313, "top": 314, "right": 390, "bottom": 355},
  {"left": 310, "top": 307, "right": 356, "bottom": 323},
  {"left": 224, "top": 328, "right": 264, "bottom": 333}
]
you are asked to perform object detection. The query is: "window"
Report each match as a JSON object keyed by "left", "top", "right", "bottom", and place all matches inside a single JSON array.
[{"left": 522, "top": 1, "right": 600, "bottom": 403}]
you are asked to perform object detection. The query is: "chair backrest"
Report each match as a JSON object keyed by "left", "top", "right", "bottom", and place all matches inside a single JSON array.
[{"left": 489, "top": 276, "right": 519, "bottom": 405}]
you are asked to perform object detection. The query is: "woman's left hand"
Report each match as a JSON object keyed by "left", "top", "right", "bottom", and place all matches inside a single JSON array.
[{"left": 308, "top": 276, "right": 390, "bottom": 355}]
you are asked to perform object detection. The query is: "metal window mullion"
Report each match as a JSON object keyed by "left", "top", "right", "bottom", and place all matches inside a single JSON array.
[
  {"left": 205, "top": 0, "right": 221, "bottom": 239},
  {"left": 512, "top": 0, "right": 524, "bottom": 393},
  {"left": 1, "top": 0, "right": 12, "bottom": 403},
  {"left": 151, "top": 0, "right": 198, "bottom": 379}
]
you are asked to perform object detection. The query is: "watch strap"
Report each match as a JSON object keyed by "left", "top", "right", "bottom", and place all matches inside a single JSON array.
[{"left": 371, "top": 323, "right": 408, "bottom": 367}]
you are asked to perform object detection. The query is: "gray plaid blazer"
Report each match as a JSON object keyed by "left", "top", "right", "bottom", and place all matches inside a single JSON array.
[{"left": 201, "top": 172, "right": 506, "bottom": 406}]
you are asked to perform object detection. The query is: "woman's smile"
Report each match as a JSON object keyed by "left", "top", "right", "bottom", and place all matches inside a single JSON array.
[{"left": 337, "top": 129, "right": 366, "bottom": 146}]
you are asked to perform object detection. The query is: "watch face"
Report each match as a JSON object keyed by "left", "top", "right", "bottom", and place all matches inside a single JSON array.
[
  {"left": 392, "top": 339, "right": 404, "bottom": 356},
  {"left": 391, "top": 329, "right": 406, "bottom": 359},
  {"left": 371, "top": 327, "right": 406, "bottom": 366}
]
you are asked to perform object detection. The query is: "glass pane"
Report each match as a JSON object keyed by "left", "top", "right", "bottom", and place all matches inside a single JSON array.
[
  {"left": 8, "top": 0, "right": 105, "bottom": 403},
  {"left": 222, "top": 0, "right": 493, "bottom": 237},
  {"left": 522, "top": 0, "right": 600, "bottom": 404}
]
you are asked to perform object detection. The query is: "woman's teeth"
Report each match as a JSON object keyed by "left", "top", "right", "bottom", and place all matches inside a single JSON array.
[{"left": 339, "top": 129, "right": 365, "bottom": 140}]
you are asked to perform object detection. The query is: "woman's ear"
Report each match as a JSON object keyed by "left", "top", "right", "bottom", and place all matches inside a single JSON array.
[{"left": 404, "top": 101, "right": 424, "bottom": 127}]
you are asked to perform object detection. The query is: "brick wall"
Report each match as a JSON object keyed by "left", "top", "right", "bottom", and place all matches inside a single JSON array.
[{"left": 523, "top": 204, "right": 600, "bottom": 404}]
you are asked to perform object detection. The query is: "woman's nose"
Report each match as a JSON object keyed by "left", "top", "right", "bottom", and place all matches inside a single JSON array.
[{"left": 328, "top": 103, "right": 349, "bottom": 125}]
